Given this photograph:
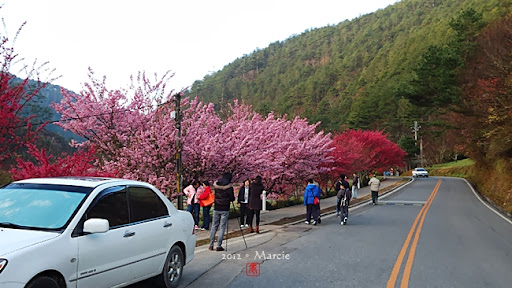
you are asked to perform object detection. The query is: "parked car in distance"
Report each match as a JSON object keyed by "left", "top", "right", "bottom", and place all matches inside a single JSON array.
[
  {"left": 0, "top": 177, "right": 196, "bottom": 288},
  {"left": 412, "top": 167, "right": 429, "bottom": 177}
]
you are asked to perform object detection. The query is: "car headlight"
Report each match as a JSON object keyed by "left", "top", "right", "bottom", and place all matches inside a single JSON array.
[{"left": 0, "top": 259, "right": 7, "bottom": 274}]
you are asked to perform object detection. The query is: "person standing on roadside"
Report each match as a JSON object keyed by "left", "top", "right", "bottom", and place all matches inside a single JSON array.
[
  {"left": 184, "top": 180, "right": 201, "bottom": 230},
  {"left": 368, "top": 173, "right": 381, "bottom": 205},
  {"left": 304, "top": 178, "right": 321, "bottom": 225},
  {"left": 209, "top": 172, "right": 235, "bottom": 251},
  {"left": 247, "top": 176, "right": 264, "bottom": 233},
  {"left": 198, "top": 180, "right": 213, "bottom": 230},
  {"left": 237, "top": 179, "right": 251, "bottom": 228},
  {"left": 352, "top": 173, "right": 359, "bottom": 199}
]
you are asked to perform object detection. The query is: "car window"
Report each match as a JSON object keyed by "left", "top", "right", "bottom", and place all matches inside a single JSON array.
[
  {"left": 0, "top": 184, "right": 89, "bottom": 230},
  {"left": 129, "top": 186, "right": 168, "bottom": 222},
  {"left": 87, "top": 188, "right": 129, "bottom": 228}
]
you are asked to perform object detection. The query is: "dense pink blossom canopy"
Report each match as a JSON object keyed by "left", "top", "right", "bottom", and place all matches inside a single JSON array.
[{"left": 53, "top": 70, "right": 333, "bottom": 197}]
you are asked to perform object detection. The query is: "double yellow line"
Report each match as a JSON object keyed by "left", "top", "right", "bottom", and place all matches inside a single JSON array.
[{"left": 387, "top": 179, "right": 442, "bottom": 288}]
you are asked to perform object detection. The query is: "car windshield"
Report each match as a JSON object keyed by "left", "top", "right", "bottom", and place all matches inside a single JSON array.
[
  {"left": 416, "top": 168, "right": 426, "bottom": 171},
  {"left": 0, "top": 183, "right": 92, "bottom": 230}
]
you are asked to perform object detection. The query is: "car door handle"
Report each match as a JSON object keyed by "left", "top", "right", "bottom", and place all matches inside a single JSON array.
[
  {"left": 163, "top": 222, "right": 173, "bottom": 228},
  {"left": 123, "top": 231, "right": 136, "bottom": 237}
]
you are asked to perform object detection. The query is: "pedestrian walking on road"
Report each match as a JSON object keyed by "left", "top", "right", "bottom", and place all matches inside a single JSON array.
[
  {"left": 352, "top": 173, "right": 359, "bottom": 199},
  {"left": 209, "top": 172, "right": 235, "bottom": 251},
  {"left": 335, "top": 174, "right": 350, "bottom": 216},
  {"left": 184, "top": 180, "right": 201, "bottom": 230},
  {"left": 312, "top": 180, "right": 322, "bottom": 224},
  {"left": 337, "top": 174, "right": 352, "bottom": 225},
  {"left": 368, "top": 173, "right": 381, "bottom": 205},
  {"left": 198, "top": 180, "right": 213, "bottom": 230},
  {"left": 237, "top": 179, "right": 251, "bottom": 228},
  {"left": 304, "top": 178, "right": 321, "bottom": 225},
  {"left": 247, "top": 176, "right": 264, "bottom": 233}
]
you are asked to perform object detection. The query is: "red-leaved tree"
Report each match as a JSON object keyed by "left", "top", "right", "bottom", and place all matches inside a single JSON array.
[
  {"left": 327, "top": 129, "right": 406, "bottom": 177},
  {"left": 10, "top": 144, "right": 116, "bottom": 180},
  {"left": 0, "top": 21, "right": 52, "bottom": 162}
]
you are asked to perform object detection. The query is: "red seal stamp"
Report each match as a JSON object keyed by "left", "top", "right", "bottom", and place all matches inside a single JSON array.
[{"left": 246, "top": 262, "right": 260, "bottom": 277}]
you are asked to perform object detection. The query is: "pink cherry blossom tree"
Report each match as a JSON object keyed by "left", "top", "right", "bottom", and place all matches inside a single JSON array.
[{"left": 54, "top": 71, "right": 333, "bottom": 199}]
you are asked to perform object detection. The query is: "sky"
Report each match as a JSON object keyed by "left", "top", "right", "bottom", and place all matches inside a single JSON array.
[{"left": 2, "top": 0, "right": 399, "bottom": 93}]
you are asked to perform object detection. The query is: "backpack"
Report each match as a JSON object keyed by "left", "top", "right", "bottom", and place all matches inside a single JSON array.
[
  {"left": 336, "top": 181, "right": 345, "bottom": 199},
  {"left": 336, "top": 180, "right": 350, "bottom": 199}
]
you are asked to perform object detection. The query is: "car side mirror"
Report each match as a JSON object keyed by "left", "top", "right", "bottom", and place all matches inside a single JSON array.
[{"left": 83, "top": 218, "right": 110, "bottom": 234}]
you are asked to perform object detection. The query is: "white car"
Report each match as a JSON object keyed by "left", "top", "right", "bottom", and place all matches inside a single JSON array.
[
  {"left": 412, "top": 167, "right": 429, "bottom": 177},
  {"left": 0, "top": 177, "right": 196, "bottom": 288}
]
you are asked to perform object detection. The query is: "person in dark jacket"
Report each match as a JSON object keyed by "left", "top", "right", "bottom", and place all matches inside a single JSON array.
[
  {"left": 304, "top": 178, "right": 321, "bottom": 225},
  {"left": 237, "top": 179, "right": 251, "bottom": 228},
  {"left": 337, "top": 174, "right": 352, "bottom": 225},
  {"left": 209, "top": 172, "right": 235, "bottom": 251},
  {"left": 335, "top": 174, "right": 350, "bottom": 216},
  {"left": 247, "top": 176, "right": 264, "bottom": 233}
]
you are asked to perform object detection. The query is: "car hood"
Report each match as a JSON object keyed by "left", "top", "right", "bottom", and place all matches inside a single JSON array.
[{"left": 0, "top": 228, "right": 60, "bottom": 256}]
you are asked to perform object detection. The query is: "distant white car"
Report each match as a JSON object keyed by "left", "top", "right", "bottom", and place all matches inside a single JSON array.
[
  {"left": 0, "top": 177, "right": 196, "bottom": 288},
  {"left": 412, "top": 167, "right": 429, "bottom": 177}
]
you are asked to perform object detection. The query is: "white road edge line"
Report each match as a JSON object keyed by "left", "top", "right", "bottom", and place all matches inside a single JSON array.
[{"left": 464, "top": 178, "right": 512, "bottom": 225}]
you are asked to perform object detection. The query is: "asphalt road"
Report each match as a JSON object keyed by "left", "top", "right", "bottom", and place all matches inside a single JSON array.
[{"left": 173, "top": 177, "right": 512, "bottom": 288}]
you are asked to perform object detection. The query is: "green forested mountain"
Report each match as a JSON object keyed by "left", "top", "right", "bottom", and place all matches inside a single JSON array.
[
  {"left": 187, "top": 0, "right": 510, "bottom": 161},
  {"left": 2, "top": 78, "right": 79, "bottom": 168}
]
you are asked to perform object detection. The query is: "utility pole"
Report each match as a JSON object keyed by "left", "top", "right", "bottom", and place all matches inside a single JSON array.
[
  {"left": 411, "top": 121, "right": 420, "bottom": 141},
  {"left": 420, "top": 138, "right": 425, "bottom": 167},
  {"left": 173, "top": 93, "right": 184, "bottom": 210},
  {"left": 410, "top": 121, "right": 424, "bottom": 167}
]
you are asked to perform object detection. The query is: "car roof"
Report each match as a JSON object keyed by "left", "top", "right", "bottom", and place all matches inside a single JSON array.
[{"left": 12, "top": 177, "right": 144, "bottom": 188}]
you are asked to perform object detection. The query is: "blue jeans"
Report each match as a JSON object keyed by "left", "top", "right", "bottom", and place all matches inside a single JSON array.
[
  {"left": 352, "top": 186, "right": 358, "bottom": 199},
  {"left": 336, "top": 198, "right": 341, "bottom": 214},
  {"left": 202, "top": 205, "right": 211, "bottom": 229},
  {"left": 210, "top": 210, "right": 229, "bottom": 247},
  {"left": 187, "top": 203, "right": 200, "bottom": 226}
]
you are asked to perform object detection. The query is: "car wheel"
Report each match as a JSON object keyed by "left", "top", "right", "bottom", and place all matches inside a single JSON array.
[
  {"left": 26, "top": 276, "right": 60, "bottom": 288},
  {"left": 155, "top": 245, "right": 184, "bottom": 288}
]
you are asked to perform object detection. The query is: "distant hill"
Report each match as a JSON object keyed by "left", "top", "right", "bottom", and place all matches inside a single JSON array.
[
  {"left": 17, "top": 78, "right": 82, "bottom": 142},
  {"left": 187, "top": 0, "right": 510, "bottom": 138}
]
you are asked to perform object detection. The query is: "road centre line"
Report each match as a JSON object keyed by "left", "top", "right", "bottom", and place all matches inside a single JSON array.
[
  {"left": 400, "top": 179, "right": 441, "bottom": 287},
  {"left": 387, "top": 179, "right": 442, "bottom": 288}
]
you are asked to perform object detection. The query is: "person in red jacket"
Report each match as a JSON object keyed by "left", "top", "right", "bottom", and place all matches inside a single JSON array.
[{"left": 197, "top": 180, "right": 213, "bottom": 230}]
